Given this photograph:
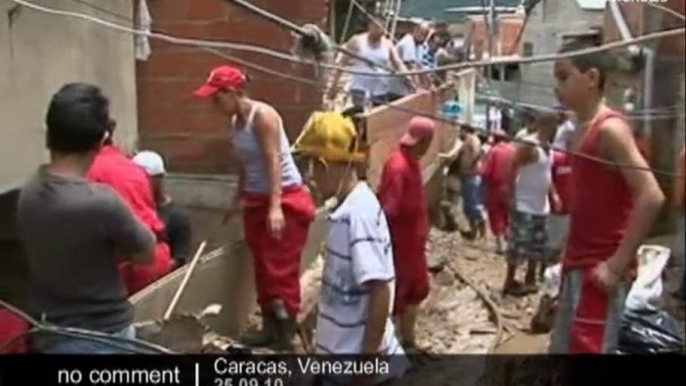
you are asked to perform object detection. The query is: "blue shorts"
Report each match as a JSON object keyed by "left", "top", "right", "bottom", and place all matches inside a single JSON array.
[{"left": 460, "top": 175, "right": 485, "bottom": 221}]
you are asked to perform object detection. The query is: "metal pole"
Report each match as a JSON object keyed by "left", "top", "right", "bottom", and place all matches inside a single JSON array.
[{"left": 486, "top": 0, "right": 495, "bottom": 132}]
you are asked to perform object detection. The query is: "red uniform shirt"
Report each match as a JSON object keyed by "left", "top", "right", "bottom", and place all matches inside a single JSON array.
[
  {"left": 481, "top": 142, "right": 515, "bottom": 187},
  {"left": 88, "top": 146, "right": 165, "bottom": 235},
  {"left": 551, "top": 151, "right": 572, "bottom": 215},
  {"left": 87, "top": 145, "right": 171, "bottom": 293},
  {"left": 564, "top": 110, "right": 634, "bottom": 271},
  {"left": 377, "top": 148, "right": 429, "bottom": 268}
]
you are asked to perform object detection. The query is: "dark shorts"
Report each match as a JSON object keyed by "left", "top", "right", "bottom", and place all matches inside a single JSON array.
[
  {"left": 507, "top": 211, "right": 548, "bottom": 264},
  {"left": 460, "top": 175, "right": 485, "bottom": 221}
]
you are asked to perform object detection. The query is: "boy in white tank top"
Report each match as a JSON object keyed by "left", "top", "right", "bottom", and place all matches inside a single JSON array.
[{"left": 503, "top": 111, "right": 559, "bottom": 296}]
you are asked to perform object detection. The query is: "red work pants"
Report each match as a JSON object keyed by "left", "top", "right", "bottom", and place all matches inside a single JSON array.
[
  {"left": 242, "top": 186, "right": 315, "bottom": 318},
  {"left": 485, "top": 185, "right": 509, "bottom": 238}
]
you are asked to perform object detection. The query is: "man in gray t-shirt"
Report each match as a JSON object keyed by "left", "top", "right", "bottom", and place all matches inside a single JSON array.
[{"left": 16, "top": 83, "right": 155, "bottom": 354}]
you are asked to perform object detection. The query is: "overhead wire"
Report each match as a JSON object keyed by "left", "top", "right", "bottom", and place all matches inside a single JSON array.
[
  {"left": 645, "top": 2, "right": 686, "bottom": 21},
  {"left": 10, "top": 0, "right": 685, "bottom": 179},
  {"left": 0, "top": 299, "right": 173, "bottom": 354},
  {"left": 11, "top": 0, "right": 685, "bottom": 78}
]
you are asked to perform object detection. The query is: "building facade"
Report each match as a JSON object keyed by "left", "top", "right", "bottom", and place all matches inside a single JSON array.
[
  {"left": 517, "top": 0, "right": 607, "bottom": 107},
  {"left": 0, "top": 0, "right": 139, "bottom": 307}
]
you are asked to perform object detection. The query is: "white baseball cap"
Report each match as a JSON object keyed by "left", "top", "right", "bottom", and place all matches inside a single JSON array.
[{"left": 133, "top": 151, "right": 166, "bottom": 177}]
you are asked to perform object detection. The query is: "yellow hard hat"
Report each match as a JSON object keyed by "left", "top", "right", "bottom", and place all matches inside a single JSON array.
[{"left": 292, "top": 111, "right": 367, "bottom": 163}]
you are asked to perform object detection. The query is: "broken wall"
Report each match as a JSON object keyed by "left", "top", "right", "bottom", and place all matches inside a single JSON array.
[{"left": 0, "top": 0, "right": 139, "bottom": 195}]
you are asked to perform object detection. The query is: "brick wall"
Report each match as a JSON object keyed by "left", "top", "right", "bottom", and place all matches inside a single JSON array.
[{"left": 137, "top": 0, "right": 328, "bottom": 174}]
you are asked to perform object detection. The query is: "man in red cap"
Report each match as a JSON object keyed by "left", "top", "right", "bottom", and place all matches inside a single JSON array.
[
  {"left": 377, "top": 116, "right": 435, "bottom": 353},
  {"left": 194, "top": 65, "right": 315, "bottom": 351}
]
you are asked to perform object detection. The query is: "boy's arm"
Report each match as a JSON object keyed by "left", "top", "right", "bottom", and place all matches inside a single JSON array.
[
  {"left": 377, "top": 161, "right": 405, "bottom": 219},
  {"left": 350, "top": 215, "right": 395, "bottom": 355},
  {"left": 601, "top": 119, "right": 665, "bottom": 274},
  {"left": 103, "top": 189, "right": 156, "bottom": 265},
  {"left": 361, "top": 281, "right": 391, "bottom": 355}
]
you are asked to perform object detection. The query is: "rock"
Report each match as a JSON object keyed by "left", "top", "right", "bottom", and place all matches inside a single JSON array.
[{"left": 434, "top": 270, "right": 455, "bottom": 287}]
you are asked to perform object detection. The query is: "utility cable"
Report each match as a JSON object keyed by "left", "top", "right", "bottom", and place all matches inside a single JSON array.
[
  {"left": 0, "top": 299, "right": 174, "bottom": 354},
  {"left": 11, "top": 0, "right": 684, "bottom": 79},
  {"left": 645, "top": 2, "right": 686, "bottom": 21},
  {"left": 9, "top": 0, "right": 684, "bottom": 178}
]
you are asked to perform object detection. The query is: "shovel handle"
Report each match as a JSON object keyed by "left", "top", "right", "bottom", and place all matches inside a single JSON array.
[{"left": 163, "top": 241, "right": 207, "bottom": 320}]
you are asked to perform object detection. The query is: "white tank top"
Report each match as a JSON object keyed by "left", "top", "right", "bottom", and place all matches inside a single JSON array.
[
  {"left": 515, "top": 145, "right": 553, "bottom": 215},
  {"left": 350, "top": 34, "right": 390, "bottom": 97}
]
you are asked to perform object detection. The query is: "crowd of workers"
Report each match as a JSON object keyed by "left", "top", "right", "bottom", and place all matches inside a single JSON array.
[
  {"left": 328, "top": 16, "right": 455, "bottom": 109},
  {"left": 0, "top": 26, "right": 683, "bottom": 386}
]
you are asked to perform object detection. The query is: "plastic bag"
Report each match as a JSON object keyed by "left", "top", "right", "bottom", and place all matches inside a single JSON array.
[
  {"left": 624, "top": 245, "right": 671, "bottom": 311},
  {"left": 616, "top": 308, "right": 685, "bottom": 355},
  {"left": 541, "top": 263, "right": 562, "bottom": 299}
]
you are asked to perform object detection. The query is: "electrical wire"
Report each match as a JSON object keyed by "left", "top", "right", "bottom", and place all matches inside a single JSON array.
[
  {"left": 377, "top": 96, "right": 685, "bottom": 179},
  {"left": 11, "top": 0, "right": 312, "bottom": 65},
  {"left": 10, "top": 0, "right": 685, "bottom": 178},
  {"left": 203, "top": 47, "right": 322, "bottom": 86},
  {"left": 224, "top": 0, "right": 399, "bottom": 75},
  {"left": 11, "top": 0, "right": 685, "bottom": 78},
  {"left": 645, "top": 2, "right": 686, "bottom": 21},
  {"left": 0, "top": 299, "right": 174, "bottom": 354}
]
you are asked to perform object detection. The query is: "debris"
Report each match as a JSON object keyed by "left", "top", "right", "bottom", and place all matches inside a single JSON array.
[{"left": 136, "top": 314, "right": 207, "bottom": 353}]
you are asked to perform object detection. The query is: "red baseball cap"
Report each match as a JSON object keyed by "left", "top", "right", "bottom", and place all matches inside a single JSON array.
[
  {"left": 193, "top": 66, "right": 247, "bottom": 98},
  {"left": 400, "top": 116, "right": 436, "bottom": 146}
]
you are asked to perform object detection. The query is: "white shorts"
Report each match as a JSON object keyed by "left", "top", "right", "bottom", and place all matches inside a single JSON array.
[{"left": 547, "top": 214, "right": 570, "bottom": 252}]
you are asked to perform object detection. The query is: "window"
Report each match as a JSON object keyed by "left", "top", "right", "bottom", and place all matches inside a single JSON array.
[
  {"left": 488, "top": 64, "right": 520, "bottom": 82},
  {"left": 523, "top": 42, "right": 534, "bottom": 57}
]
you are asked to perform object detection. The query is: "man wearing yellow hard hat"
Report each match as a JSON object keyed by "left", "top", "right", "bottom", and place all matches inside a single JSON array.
[{"left": 293, "top": 112, "right": 410, "bottom": 385}]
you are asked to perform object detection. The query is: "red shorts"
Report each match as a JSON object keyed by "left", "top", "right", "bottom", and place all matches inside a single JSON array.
[
  {"left": 242, "top": 186, "right": 316, "bottom": 318},
  {"left": 485, "top": 187, "right": 509, "bottom": 237},
  {"left": 394, "top": 272, "right": 430, "bottom": 316},
  {"left": 119, "top": 242, "right": 173, "bottom": 296},
  {"left": 549, "top": 267, "right": 629, "bottom": 353},
  {"left": 0, "top": 309, "right": 29, "bottom": 354}
]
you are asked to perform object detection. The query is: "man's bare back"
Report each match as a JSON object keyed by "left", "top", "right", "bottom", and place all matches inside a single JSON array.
[{"left": 458, "top": 134, "right": 482, "bottom": 176}]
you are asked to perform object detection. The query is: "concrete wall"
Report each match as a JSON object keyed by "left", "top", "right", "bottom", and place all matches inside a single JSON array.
[
  {"left": 136, "top": 0, "right": 328, "bottom": 174},
  {"left": 602, "top": 0, "right": 685, "bottom": 233},
  {"left": 518, "top": 0, "right": 605, "bottom": 107},
  {"left": 0, "top": 0, "right": 138, "bottom": 194}
]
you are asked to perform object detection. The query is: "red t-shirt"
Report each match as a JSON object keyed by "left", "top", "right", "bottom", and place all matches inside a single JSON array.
[
  {"left": 551, "top": 151, "right": 572, "bottom": 214},
  {"left": 481, "top": 142, "right": 515, "bottom": 187},
  {"left": 87, "top": 146, "right": 172, "bottom": 293},
  {"left": 377, "top": 148, "right": 429, "bottom": 269},
  {"left": 87, "top": 146, "right": 166, "bottom": 236}
]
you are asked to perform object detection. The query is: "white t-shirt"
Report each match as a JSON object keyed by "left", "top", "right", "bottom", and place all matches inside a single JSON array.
[
  {"left": 552, "top": 120, "right": 575, "bottom": 151},
  {"left": 316, "top": 183, "right": 409, "bottom": 381},
  {"left": 388, "top": 34, "right": 419, "bottom": 97},
  {"left": 515, "top": 140, "right": 553, "bottom": 215}
]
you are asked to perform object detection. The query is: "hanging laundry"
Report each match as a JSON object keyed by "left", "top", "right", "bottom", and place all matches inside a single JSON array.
[{"left": 135, "top": 0, "right": 152, "bottom": 61}]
